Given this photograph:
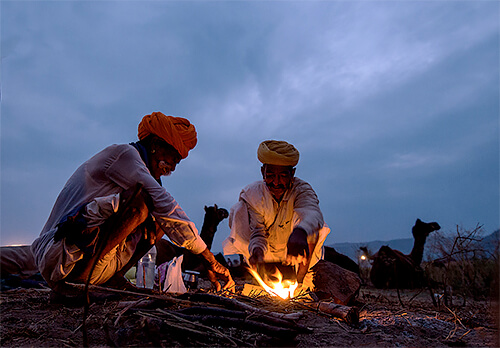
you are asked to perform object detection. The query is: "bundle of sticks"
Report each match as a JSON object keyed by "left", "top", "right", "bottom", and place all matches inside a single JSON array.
[
  {"left": 81, "top": 283, "right": 360, "bottom": 346},
  {"left": 113, "top": 292, "right": 311, "bottom": 346}
]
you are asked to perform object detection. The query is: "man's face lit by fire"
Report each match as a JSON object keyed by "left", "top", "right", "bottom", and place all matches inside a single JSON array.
[
  {"left": 261, "top": 164, "right": 296, "bottom": 202},
  {"left": 149, "top": 141, "right": 182, "bottom": 180}
]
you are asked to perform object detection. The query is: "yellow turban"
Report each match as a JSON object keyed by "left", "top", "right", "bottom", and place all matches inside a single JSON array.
[
  {"left": 138, "top": 112, "right": 197, "bottom": 159},
  {"left": 257, "top": 140, "right": 300, "bottom": 167}
]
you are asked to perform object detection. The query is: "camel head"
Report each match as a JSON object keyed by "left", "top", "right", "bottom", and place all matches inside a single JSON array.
[
  {"left": 412, "top": 218, "right": 441, "bottom": 239},
  {"left": 204, "top": 204, "right": 229, "bottom": 224},
  {"left": 359, "top": 246, "right": 373, "bottom": 260}
]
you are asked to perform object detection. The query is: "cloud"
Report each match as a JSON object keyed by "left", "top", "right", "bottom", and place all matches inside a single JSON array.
[{"left": 1, "top": 1, "right": 498, "bottom": 250}]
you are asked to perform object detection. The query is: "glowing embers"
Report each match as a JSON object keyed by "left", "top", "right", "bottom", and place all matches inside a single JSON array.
[{"left": 246, "top": 265, "right": 298, "bottom": 299}]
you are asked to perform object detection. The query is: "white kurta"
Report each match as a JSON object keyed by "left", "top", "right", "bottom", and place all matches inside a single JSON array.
[
  {"left": 31, "top": 144, "right": 206, "bottom": 287},
  {"left": 222, "top": 178, "right": 330, "bottom": 285}
]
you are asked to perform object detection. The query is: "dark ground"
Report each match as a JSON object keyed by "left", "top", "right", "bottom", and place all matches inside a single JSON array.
[{"left": 1, "top": 279, "right": 498, "bottom": 347}]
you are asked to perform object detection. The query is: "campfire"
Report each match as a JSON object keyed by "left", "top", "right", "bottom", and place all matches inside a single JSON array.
[{"left": 245, "top": 266, "right": 299, "bottom": 300}]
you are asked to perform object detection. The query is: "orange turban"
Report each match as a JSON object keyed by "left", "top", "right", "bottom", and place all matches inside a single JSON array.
[
  {"left": 257, "top": 140, "right": 300, "bottom": 166},
  {"left": 138, "top": 112, "right": 197, "bottom": 159}
]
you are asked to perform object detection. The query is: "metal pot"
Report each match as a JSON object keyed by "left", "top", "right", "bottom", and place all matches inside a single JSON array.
[{"left": 183, "top": 270, "right": 200, "bottom": 289}]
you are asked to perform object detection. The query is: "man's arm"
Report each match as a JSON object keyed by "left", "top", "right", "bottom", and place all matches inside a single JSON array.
[
  {"left": 106, "top": 145, "right": 207, "bottom": 253},
  {"left": 286, "top": 180, "right": 325, "bottom": 275},
  {"left": 292, "top": 180, "right": 324, "bottom": 240},
  {"left": 104, "top": 146, "right": 235, "bottom": 290},
  {"left": 240, "top": 185, "right": 272, "bottom": 262}
]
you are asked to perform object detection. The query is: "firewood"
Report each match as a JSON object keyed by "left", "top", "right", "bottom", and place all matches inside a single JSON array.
[
  {"left": 313, "top": 301, "right": 359, "bottom": 326},
  {"left": 183, "top": 292, "right": 304, "bottom": 321},
  {"left": 168, "top": 312, "right": 301, "bottom": 339},
  {"left": 175, "top": 306, "right": 312, "bottom": 333},
  {"left": 139, "top": 312, "right": 241, "bottom": 346},
  {"left": 73, "top": 283, "right": 192, "bottom": 306},
  {"left": 311, "top": 260, "right": 361, "bottom": 305}
]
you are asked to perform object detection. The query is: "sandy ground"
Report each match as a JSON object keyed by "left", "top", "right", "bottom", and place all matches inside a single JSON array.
[{"left": 1, "top": 281, "right": 498, "bottom": 347}]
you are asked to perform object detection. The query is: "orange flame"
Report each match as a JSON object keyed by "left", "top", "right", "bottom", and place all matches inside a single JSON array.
[{"left": 246, "top": 266, "right": 298, "bottom": 299}]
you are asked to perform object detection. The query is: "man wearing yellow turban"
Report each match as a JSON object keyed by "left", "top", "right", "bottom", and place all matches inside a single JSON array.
[
  {"left": 32, "top": 112, "right": 233, "bottom": 296},
  {"left": 222, "top": 140, "right": 330, "bottom": 290}
]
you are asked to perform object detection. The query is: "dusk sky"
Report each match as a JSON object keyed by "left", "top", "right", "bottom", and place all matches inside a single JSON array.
[{"left": 1, "top": 1, "right": 498, "bottom": 253}]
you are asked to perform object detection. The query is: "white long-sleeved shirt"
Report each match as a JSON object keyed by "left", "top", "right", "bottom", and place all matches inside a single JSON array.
[
  {"left": 240, "top": 178, "right": 325, "bottom": 261},
  {"left": 31, "top": 144, "right": 206, "bottom": 286}
]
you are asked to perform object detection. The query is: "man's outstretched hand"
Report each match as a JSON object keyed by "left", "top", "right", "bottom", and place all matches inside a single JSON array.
[
  {"left": 200, "top": 248, "right": 235, "bottom": 292},
  {"left": 286, "top": 227, "right": 309, "bottom": 266},
  {"left": 248, "top": 247, "right": 264, "bottom": 269}
]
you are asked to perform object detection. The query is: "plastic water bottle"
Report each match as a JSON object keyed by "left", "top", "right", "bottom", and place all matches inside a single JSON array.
[{"left": 136, "top": 246, "right": 157, "bottom": 289}]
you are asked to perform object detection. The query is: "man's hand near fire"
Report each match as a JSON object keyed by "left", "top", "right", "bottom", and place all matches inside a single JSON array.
[
  {"left": 248, "top": 230, "right": 310, "bottom": 267},
  {"left": 286, "top": 227, "right": 315, "bottom": 284},
  {"left": 286, "top": 227, "right": 310, "bottom": 266},
  {"left": 200, "top": 248, "right": 235, "bottom": 292},
  {"left": 249, "top": 247, "right": 265, "bottom": 269}
]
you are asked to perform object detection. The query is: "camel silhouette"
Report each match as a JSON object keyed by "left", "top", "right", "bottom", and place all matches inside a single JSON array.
[{"left": 370, "top": 218, "right": 440, "bottom": 289}]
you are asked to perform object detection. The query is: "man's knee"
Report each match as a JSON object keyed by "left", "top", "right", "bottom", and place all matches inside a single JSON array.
[{"left": 118, "top": 184, "right": 153, "bottom": 223}]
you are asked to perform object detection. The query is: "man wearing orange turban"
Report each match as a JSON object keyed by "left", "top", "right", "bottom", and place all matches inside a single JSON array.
[
  {"left": 222, "top": 140, "right": 330, "bottom": 291},
  {"left": 138, "top": 112, "right": 197, "bottom": 160},
  {"left": 32, "top": 112, "right": 233, "bottom": 297}
]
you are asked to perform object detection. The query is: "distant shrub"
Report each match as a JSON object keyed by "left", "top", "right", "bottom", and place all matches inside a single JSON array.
[{"left": 424, "top": 224, "right": 499, "bottom": 304}]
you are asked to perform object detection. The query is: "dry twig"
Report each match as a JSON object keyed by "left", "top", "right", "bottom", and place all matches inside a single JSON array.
[
  {"left": 156, "top": 309, "right": 242, "bottom": 346},
  {"left": 184, "top": 292, "right": 304, "bottom": 321},
  {"left": 114, "top": 298, "right": 149, "bottom": 326},
  {"left": 444, "top": 305, "right": 467, "bottom": 340}
]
